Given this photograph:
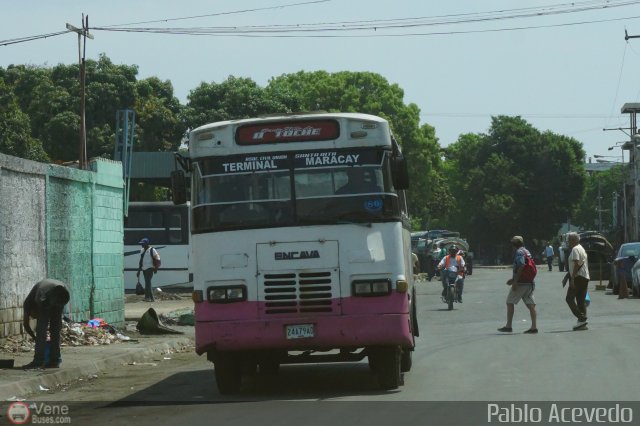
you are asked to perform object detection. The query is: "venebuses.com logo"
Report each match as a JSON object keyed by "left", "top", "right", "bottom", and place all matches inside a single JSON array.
[{"left": 5, "top": 401, "right": 71, "bottom": 424}]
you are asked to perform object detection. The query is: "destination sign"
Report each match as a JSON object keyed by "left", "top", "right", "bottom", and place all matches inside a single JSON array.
[
  {"left": 199, "top": 150, "right": 384, "bottom": 174},
  {"left": 236, "top": 120, "right": 340, "bottom": 145},
  {"left": 202, "top": 154, "right": 290, "bottom": 174},
  {"left": 293, "top": 150, "right": 381, "bottom": 168}
]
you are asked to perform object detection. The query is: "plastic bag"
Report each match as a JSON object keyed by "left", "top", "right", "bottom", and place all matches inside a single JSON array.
[
  {"left": 585, "top": 291, "right": 591, "bottom": 307},
  {"left": 135, "top": 280, "right": 145, "bottom": 295}
]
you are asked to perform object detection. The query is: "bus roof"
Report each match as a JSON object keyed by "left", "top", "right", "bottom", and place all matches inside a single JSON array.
[
  {"left": 188, "top": 113, "right": 392, "bottom": 158},
  {"left": 191, "top": 112, "right": 388, "bottom": 134}
]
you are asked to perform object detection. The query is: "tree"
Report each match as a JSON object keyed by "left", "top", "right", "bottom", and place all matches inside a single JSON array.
[
  {"left": 443, "top": 116, "right": 586, "bottom": 260},
  {"left": 182, "top": 76, "right": 292, "bottom": 131},
  {"left": 0, "top": 79, "right": 48, "bottom": 162},
  {"left": 134, "top": 77, "right": 184, "bottom": 151}
]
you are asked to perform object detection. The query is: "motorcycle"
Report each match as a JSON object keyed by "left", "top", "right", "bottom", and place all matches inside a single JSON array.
[{"left": 441, "top": 270, "right": 460, "bottom": 311}]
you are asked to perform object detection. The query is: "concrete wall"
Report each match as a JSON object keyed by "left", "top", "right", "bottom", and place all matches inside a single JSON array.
[
  {"left": 90, "top": 160, "right": 125, "bottom": 326},
  {"left": 0, "top": 153, "right": 124, "bottom": 338},
  {"left": 0, "top": 157, "right": 48, "bottom": 337}
]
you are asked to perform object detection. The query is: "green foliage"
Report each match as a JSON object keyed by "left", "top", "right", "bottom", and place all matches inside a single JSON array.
[
  {"left": 0, "top": 54, "right": 183, "bottom": 165},
  {"left": 182, "top": 76, "right": 293, "bottom": 130},
  {"left": 0, "top": 79, "right": 48, "bottom": 161},
  {"left": 2, "top": 58, "right": 594, "bottom": 229},
  {"left": 443, "top": 116, "right": 586, "bottom": 257}
]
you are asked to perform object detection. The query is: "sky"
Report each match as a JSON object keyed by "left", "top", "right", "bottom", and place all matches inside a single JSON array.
[{"left": 3, "top": 0, "right": 640, "bottom": 162}]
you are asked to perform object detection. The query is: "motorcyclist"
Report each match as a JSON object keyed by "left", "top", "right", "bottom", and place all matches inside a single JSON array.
[{"left": 437, "top": 245, "right": 466, "bottom": 303}]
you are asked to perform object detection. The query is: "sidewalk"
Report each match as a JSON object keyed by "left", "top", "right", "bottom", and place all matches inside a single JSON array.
[{"left": 0, "top": 294, "right": 195, "bottom": 401}]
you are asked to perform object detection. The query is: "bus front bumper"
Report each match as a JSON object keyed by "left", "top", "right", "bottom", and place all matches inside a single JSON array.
[{"left": 194, "top": 313, "right": 413, "bottom": 354}]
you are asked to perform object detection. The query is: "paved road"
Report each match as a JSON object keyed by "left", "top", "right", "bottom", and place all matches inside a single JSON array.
[{"left": 24, "top": 268, "right": 640, "bottom": 424}]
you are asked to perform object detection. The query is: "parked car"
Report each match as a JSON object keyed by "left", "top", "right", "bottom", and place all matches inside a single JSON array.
[
  {"left": 610, "top": 242, "right": 640, "bottom": 295},
  {"left": 411, "top": 231, "right": 428, "bottom": 252},
  {"left": 427, "top": 229, "right": 460, "bottom": 240}
]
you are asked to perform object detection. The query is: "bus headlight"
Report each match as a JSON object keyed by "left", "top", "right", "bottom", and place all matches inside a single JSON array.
[
  {"left": 352, "top": 279, "right": 391, "bottom": 297},
  {"left": 207, "top": 285, "right": 247, "bottom": 303}
]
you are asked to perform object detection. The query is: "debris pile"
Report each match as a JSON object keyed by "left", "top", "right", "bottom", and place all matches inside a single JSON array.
[
  {"left": 0, "top": 321, "right": 130, "bottom": 352},
  {"left": 153, "top": 289, "right": 185, "bottom": 301},
  {"left": 159, "top": 308, "right": 194, "bottom": 326},
  {"left": 61, "top": 322, "right": 119, "bottom": 346},
  {"left": 0, "top": 335, "right": 33, "bottom": 354}
]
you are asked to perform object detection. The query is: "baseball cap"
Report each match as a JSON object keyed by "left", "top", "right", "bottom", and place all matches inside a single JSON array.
[
  {"left": 139, "top": 237, "right": 150, "bottom": 245},
  {"left": 511, "top": 235, "right": 523, "bottom": 244}
]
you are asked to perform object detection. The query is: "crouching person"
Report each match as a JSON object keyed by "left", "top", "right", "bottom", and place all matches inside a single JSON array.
[{"left": 22, "top": 279, "right": 70, "bottom": 369}]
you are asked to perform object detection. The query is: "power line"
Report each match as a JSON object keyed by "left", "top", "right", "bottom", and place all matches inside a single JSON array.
[
  {"left": 93, "top": 15, "right": 640, "bottom": 38},
  {"left": 606, "top": 42, "right": 628, "bottom": 128},
  {"left": 0, "top": 0, "right": 330, "bottom": 47},
  {"left": 0, "top": 31, "right": 68, "bottom": 47},
  {"left": 99, "top": 0, "right": 331, "bottom": 27},
  {"left": 91, "top": 0, "right": 640, "bottom": 37}
]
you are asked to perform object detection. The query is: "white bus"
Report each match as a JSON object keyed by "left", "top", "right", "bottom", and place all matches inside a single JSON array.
[
  {"left": 123, "top": 201, "right": 191, "bottom": 290},
  {"left": 172, "top": 112, "right": 417, "bottom": 393}
]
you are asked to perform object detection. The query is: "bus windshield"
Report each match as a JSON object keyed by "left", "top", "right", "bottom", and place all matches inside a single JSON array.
[{"left": 192, "top": 149, "right": 400, "bottom": 233}]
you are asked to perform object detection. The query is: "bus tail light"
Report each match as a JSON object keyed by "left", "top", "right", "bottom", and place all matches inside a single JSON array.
[
  {"left": 207, "top": 285, "right": 247, "bottom": 303},
  {"left": 396, "top": 280, "right": 408, "bottom": 293},
  {"left": 352, "top": 279, "right": 391, "bottom": 296},
  {"left": 192, "top": 290, "right": 203, "bottom": 303}
]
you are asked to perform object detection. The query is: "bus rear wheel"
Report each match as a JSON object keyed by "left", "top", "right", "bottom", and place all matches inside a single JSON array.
[
  {"left": 371, "top": 346, "right": 401, "bottom": 390},
  {"left": 214, "top": 351, "right": 241, "bottom": 395}
]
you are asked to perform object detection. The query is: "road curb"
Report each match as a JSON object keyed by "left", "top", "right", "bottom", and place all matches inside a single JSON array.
[{"left": 0, "top": 337, "right": 193, "bottom": 401}]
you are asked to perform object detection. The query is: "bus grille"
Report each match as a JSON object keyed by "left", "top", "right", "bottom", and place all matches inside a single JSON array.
[{"left": 261, "top": 271, "right": 336, "bottom": 315}]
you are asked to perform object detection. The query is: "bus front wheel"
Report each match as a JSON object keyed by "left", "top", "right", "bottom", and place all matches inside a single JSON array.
[
  {"left": 400, "top": 348, "right": 413, "bottom": 373},
  {"left": 213, "top": 351, "right": 241, "bottom": 395},
  {"left": 371, "top": 346, "right": 402, "bottom": 390}
]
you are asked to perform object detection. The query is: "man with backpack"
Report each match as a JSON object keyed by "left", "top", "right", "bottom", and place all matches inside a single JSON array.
[
  {"left": 136, "top": 237, "right": 161, "bottom": 302},
  {"left": 498, "top": 235, "right": 538, "bottom": 334}
]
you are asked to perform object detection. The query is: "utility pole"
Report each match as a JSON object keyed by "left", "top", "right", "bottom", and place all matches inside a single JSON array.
[{"left": 66, "top": 15, "right": 93, "bottom": 170}]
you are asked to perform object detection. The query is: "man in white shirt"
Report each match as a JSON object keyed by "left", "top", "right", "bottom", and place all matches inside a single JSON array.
[
  {"left": 566, "top": 232, "right": 590, "bottom": 330},
  {"left": 136, "top": 237, "right": 161, "bottom": 302},
  {"left": 544, "top": 242, "right": 555, "bottom": 271}
]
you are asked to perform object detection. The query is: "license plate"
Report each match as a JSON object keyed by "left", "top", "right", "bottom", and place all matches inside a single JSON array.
[{"left": 285, "top": 324, "right": 314, "bottom": 339}]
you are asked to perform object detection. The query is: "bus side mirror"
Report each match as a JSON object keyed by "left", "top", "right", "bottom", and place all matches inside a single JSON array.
[
  {"left": 171, "top": 170, "right": 187, "bottom": 205},
  {"left": 391, "top": 155, "right": 409, "bottom": 190}
]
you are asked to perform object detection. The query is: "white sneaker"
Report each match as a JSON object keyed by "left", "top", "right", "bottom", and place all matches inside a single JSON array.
[{"left": 573, "top": 320, "right": 588, "bottom": 329}]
